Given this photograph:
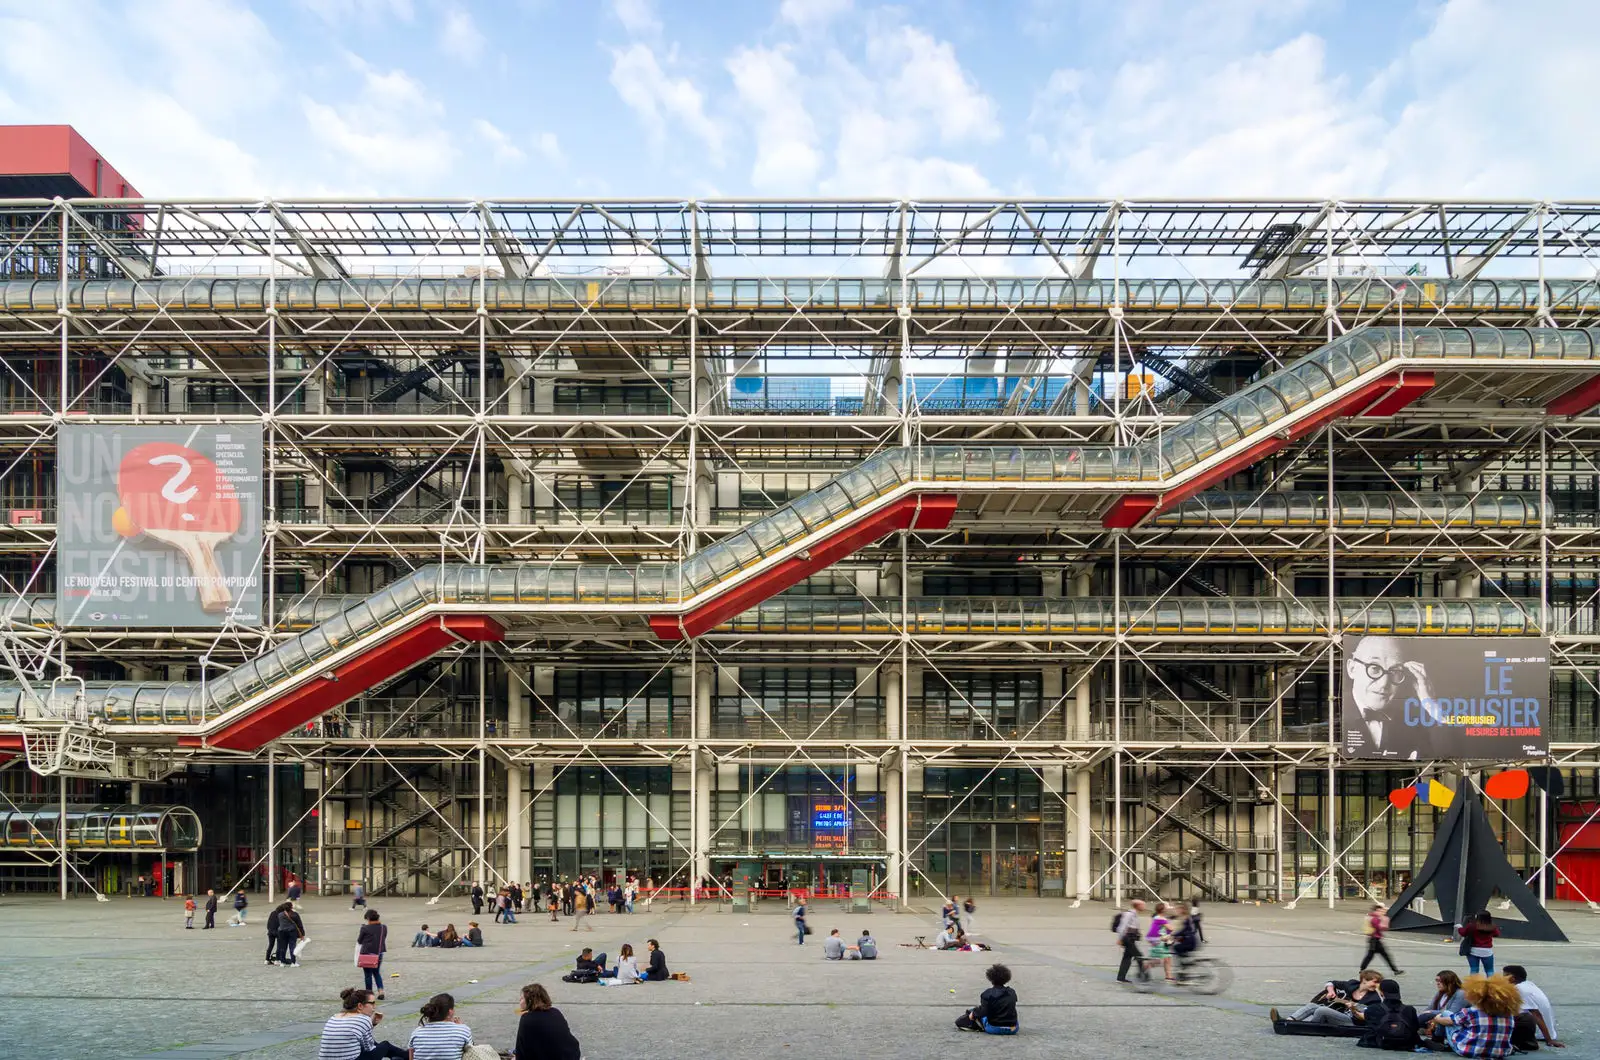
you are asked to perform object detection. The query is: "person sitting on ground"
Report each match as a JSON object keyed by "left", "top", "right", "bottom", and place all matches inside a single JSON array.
[
  {"left": 1503, "top": 965, "right": 1565, "bottom": 1050},
  {"left": 514, "top": 983, "right": 581, "bottom": 1060},
  {"left": 463, "top": 922, "right": 483, "bottom": 948},
  {"left": 319, "top": 987, "right": 406, "bottom": 1060},
  {"left": 935, "top": 924, "right": 961, "bottom": 950},
  {"left": 574, "top": 947, "right": 608, "bottom": 977},
  {"left": 1420, "top": 970, "right": 1466, "bottom": 1026},
  {"left": 1272, "top": 969, "right": 1384, "bottom": 1026},
  {"left": 1431, "top": 973, "right": 1520, "bottom": 1058},
  {"left": 856, "top": 930, "right": 877, "bottom": 960},
  {"left": 437, "top": 923, "right": 462, "bottom": 949},
  {"left": 408, "top": 992, "right": 476, "bottom": 1059},
  {"left": 955, "top": 963, "right": 1019, "bottom": 1034},
  {"left": 823, "top": 928, "right": 846, "bottom": 960},
  {"left": 412, "top": 924, "right": 436, "bottom": 948},
  {"left": 602, "top": 943, "right": 642, "bottom": 986},
  {"left": 644, "top": 938, "right": 669, "bottom": 981},
  {"left": 1357, "top": 978, "right": 1420, "bottom": 1051}
]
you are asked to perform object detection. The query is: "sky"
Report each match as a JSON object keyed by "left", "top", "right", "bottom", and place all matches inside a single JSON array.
[{"left": 0, "top": 0, "right": 1596, "bottom": 201}]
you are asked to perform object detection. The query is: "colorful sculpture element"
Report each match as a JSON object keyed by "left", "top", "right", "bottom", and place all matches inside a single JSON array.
[{"left": 1387, "top": 768, "right": 1534, "bottom": 810}]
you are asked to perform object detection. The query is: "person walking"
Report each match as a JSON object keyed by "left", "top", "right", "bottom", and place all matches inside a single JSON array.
[
  {"left": 1113, "top": 899, "right": 1146, "bottom": 983},
  {"left": 1360, "top": 902, "right": 1404, "bottom": 976},
  {"left": 351, "top": 880, "right": 367, "bottom": 911},
  {"left": 357, "top": 909, "right": 390, "bottom": 1000},
  {"left": 569, "top": 887, "right": 592, "bottom": 932},
  {"left": 183, "top": 895, "right": 196, "bottom": 929},
  {"left": 793, "top": 898, "right": 808, "bottom": 945},
  {"left": 232, "top": 889, "right": 249, "bottom": 926},
  {"left": 275, "top": 902, "right": 306, "bottom": 967},
  {"left": 287, "top": 875, "right": 304, "bottom": 907},
  {"left": 266, "top": 902, "right": 285, "bottom": 965},
  {"left": 470, "top": 882, "right": 484, "bottom": 917},
  {"left": 203, "top": 889, "right": 218, "bottom": 929}
]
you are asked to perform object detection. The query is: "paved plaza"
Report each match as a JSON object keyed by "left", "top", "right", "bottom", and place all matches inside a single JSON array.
[{"left": 0, "top": 895, "right": 1594, "bottom": 1058}]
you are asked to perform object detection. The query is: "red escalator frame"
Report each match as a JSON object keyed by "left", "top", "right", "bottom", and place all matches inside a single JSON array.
[
  {"left": 1101, "top": 370, "right": 1432, "bottom": 530},
  {"left": 650, "top": 493, "right": 958, "bottom": 640},
  {"left": 180, "top": 613, "right": 503, "bottom": 752}
]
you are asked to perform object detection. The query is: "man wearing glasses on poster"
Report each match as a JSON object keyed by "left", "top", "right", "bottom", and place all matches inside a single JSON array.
[{"left": 1343, "top": 635, "right": 1442, "bottom": 760}]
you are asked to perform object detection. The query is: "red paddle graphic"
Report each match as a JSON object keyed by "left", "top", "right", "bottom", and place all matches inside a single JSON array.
[{"left": 113, "top": 442, "right": 240, "bottom": 613}]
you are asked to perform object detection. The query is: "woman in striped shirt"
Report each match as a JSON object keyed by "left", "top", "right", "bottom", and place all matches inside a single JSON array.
[
  {"left": 409, "top": 993, "right": 476, "bottom": 1060},
  {"left": 318, "top": 988, "right": 406, "bottom": 1060}
]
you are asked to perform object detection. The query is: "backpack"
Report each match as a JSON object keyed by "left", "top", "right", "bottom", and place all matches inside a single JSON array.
[
  {"left": 1364, "top": 1003, "right": 1416, "bottom": 1051},
  {"left": 1109, "top": 913, "right": 1123, "bottom": 934},
  {"left": 963, "top": 899, "right": 976, "bottom": 914},
  {"left": 561, "top": 968, "right": 600, "bottom": 984}
]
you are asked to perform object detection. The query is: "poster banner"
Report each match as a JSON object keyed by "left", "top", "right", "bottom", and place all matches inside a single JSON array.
[
  {"left": 56, "top": 424, "right": 263, "bottom": 628},
  {"left": 1340, "top": 635, "right": 1549, "bottom": 761}
]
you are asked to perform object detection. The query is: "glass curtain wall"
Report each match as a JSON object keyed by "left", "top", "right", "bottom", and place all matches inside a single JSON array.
[
  {"left": 532, "top": 765, "right": 678, "bottom": 884},
  {"left": 911, "top": 768, "right": 1044, "bottom": 897}
]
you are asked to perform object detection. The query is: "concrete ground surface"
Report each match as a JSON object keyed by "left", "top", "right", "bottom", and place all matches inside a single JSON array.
[{"left": 0, "top": 894, "right": 1594, "bottom": 1058}]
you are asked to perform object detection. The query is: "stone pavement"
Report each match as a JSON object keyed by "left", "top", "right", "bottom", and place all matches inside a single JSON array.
[{"left": 0, "top": 893, "right": 1594, "bottom": 1058}]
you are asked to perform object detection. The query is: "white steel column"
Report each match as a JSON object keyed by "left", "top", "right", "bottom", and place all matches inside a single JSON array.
[
  {"left": 883, "top": 663, "right": 904, "bottom": 908},
  {"left": 506, "top": 664, "right": 529, "bottom": 888},
  {"left": 267, "top": 748, "right": 277, "bottom": 903},
  {"left": 1072, "top": 565, "right": 1093, "bottom": 901},
  {"left": 692, "top": 659, "right": 712, "bottom": 896}
]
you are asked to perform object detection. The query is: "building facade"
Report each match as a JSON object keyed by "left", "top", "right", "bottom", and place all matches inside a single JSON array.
[{"left": 1, "top": 193, "right": 1599, "bottom": 904}]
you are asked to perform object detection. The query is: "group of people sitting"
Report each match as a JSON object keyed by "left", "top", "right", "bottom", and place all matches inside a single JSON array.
[
  {"left": 319, "top": 984, "right": 581, "bottom": 1060},
  {"left": 411, "top": 921, "right": 484, "bottom": 948},
  {"left": 1272, "top": 966, "right": 1564, "bottom": 1054},
  {"left": 821, "top": 928, "right": 878, "bottom": 959},
  {"left": 560, "top": 939, "right": 686, "bottom": 984}
]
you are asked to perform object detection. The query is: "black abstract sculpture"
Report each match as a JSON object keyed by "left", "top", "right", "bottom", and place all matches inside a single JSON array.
[{"left": 1385, "top": 790, "right": 1566, "bottom": 942}]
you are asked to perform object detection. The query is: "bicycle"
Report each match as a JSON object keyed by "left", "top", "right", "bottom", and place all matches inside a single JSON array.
[{"left": 1133, "top": 951, "right": 1232, "bottom": 995}]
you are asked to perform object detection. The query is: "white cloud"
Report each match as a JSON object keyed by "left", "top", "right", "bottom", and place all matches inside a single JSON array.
[
  {"left": 1376, "top": 0, "right": 1600, "bottom": 197},
  {"left": 0, "top": 2, "right": 269, "bottom": 195},
  {"left": 823, "top": 108, "right": 995, "bottom": 197},
  {"left": 302, "top": 60, "right": 456, "bottom": 181},
  {"left": 869, "top": 25, "right": 999, "bottom": 144},
  {"left": 1029, "top": 33, "right": 1379, "bottom": 196},
  {"left": 472, "top": 118, "right": 524, "bottom": 163},
  {"left": 611, "top": 0, "right": 660, "bottom": 35},
  {"left": 1024, "top": 0, "right": 1600, "bottom": 199},
  {"left": 441, "top": 6, "right": 485, "bottom": 62},
  {"left": 298, "top": 0, "right": 414, "bottom": 23},
  {"left": 609, "top": 42, "right": 723, "bottom": 161},
  {"left": 726, "top": 45, "right": 820, "bottom": 190},
  {"left": 533, "top": 132, "right": 566, "bottom": 167},
  {"left": 779, "top": 0, "right": 851, "bottom": 28}
]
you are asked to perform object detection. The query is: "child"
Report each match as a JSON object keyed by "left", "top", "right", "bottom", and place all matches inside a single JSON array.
[
  {"left": 1146, "top": 902, "right": 1173, "bottom": 982},
  {"left": 184, "top": 895, "right": 196, "bottom": 930},
  {"left": 955, "top": 964, "right": 1019, "bottom": 1034}
]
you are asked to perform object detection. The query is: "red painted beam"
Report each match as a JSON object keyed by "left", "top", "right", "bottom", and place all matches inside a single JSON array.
[
  {"left": 1547, "top": 373, "right": 1600, "bottom": 417},
  {"left": 184, "top": 614, "right": 503, "bottom": 751},
  {"left": 1101, "top": 495, "right": 1157, "bottom": 529},
  {"left": 1361, "top": 371, "right": 1434, "bottom": 417},
  {"left": 1284, "top": 375, "right": 1401, "bottom": 442},
  {"left": 652, "top": 494, "right": 957, "bottom": 640}
]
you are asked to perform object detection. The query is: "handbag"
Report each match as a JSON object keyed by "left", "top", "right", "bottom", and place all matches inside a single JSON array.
[
  {"left": 1457, "top": 934, "right": 1472, "bottom": 957},
  {"left": 357, "top": 952, "right": 381, "bottom": 969}
]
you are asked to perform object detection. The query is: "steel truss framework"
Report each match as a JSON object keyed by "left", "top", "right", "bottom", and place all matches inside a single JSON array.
[{"left": 2, "top": 198, "right": 1600, "bottom": 907}]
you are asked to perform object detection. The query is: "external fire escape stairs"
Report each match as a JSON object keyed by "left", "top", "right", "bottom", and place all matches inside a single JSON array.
[
  {"left": 364, "top": 763, "right": 458, "bottom": 894},
  {"left": 368, "top": 351, "right": 471, "bottom": 406},
  {"left": 1135, "top": 765, "right": 1239, "bottom": 902},
  {"left": 1, "top": 327, "right": 1598, "bottom": 758}
]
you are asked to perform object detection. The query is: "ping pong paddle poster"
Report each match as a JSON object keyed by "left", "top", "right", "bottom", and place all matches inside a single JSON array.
[{"left": 56, "top": 425, "right": 263, "bottom": 627}]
